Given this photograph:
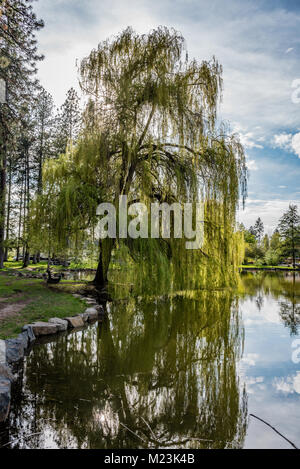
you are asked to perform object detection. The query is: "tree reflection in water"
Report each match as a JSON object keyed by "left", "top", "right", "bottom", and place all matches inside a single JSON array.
[
  {"left": 240, "top": 272, "right": 300, "bottom": 336},
  {"left": 279, "top": 275, "right": 300, "bottom": 336},
  {"left": 4, "top": 290, "right": 247, "bottom": 449}
]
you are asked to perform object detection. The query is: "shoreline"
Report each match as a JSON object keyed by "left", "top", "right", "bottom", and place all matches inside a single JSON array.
[
  {"left": 240, "top": 266, "right": 300, "bottom": 272},
  {"left": 0, "top": 289, "right": 106, "bottom": 424}
]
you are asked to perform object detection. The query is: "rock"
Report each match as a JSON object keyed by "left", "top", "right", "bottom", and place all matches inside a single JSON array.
[
  {"left": 0, "top": 364, "right": 15, "bottom": 383},
  {"left": 85, "top": 298, "right": 97, "bottom": 304},
  {"left": 26, "top": 322, "right": 59, "bottom": 337},
  {"left": 0, "top": 378, "right": 11, "bottom": 423},
  {"left": 80, "top": 313, "right": 89, "bottom": 323},
  {"left": 17, "top": 331, "right": 30, "bottom": 349},
  {"left": 84, "top": 307, "right": 98, "bottom": 322},
  {"left": 5, "top": 338, "right": 25, "bottom": 364},
  {"left": 0, "top": 340, "right": 6, "bottom": 365},
  {"left": 48, "top": 318, "right": 68, "bottom": 331},
  {"left": 65, "top": 316, "right": 84, "bottom": 328},
  {"left": 22, "top": 325, "right": 36, "bottom": 344}
]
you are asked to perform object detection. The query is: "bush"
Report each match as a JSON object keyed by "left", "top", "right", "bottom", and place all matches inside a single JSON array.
[{"left": 264, "top": 249, "right": 281, "bottom": 266}]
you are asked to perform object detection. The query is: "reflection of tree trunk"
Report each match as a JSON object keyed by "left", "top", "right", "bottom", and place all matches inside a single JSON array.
[
  {"left": 293, "top": 272, "right": 295, "bottom": 289},
  {"left": 100, "top": 317, "right": 135, "bottom": 429}
]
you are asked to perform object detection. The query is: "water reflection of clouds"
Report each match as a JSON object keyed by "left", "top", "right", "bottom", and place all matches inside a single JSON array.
[
  {"left": 240, "top": 274, "right": 300, "bottom": 448},
  {"left": 241, "top": 296, "right": 282, "bottom": 326},
  {"left": 241, "top": 353, "right": 259, "bottom": 367},
  {"left": 273, "top": 372, "right": 300, "bottom": 395},
  {"left": 243, "top": 376, "right": 265, "bottom": 395}
]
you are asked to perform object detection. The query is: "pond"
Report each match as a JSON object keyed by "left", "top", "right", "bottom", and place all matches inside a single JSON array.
[{"left": 0, "top": 272, "right": 299, "bottom": 449}]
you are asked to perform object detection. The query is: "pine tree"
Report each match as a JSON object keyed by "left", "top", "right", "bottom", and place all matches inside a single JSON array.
[
  {"left": 53, "top": 88, "right": 81, "bottom": 156},
  {"left": 270, "top": 229, "right": 281, "bottom": 251},
  {"left": 263, "top": 233, "right": 269, "bottom": 252},
  {"left": 278, "top": 204, "right": 300, "bottom": 268},
  {"left": 0, "top": 0, "right": 44, "bottom": 268},
  {"left": 33, "top": 88, "right": 54, "bottom": 193},
  {"left": 254, "top": 217, "right": 264, "bottom": 244}
]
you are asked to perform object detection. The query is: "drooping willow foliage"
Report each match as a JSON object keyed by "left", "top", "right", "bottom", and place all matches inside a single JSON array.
[
  {"left": 30, "top": 27, "right": 247, "bottom": 289},
  {"left": 16, "top": 288, "right": 247, "bottom": 449}
]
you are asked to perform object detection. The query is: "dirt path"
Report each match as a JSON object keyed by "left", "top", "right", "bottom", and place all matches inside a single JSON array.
[{"left": 0, "top": 299, "right": 32, "bottom": 321}]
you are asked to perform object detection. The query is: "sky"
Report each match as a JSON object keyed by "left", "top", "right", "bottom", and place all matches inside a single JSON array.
[{"left": 33, "top": 0, "right": 300, "bottom": 233}]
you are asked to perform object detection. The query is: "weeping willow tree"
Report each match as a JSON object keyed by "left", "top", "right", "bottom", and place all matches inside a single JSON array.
[{"left": 31, "top": 27, "right": 247, "bottom": 289}]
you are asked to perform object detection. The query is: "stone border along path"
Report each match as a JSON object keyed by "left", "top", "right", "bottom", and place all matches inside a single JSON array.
[{"left": 0, "top": 294, "right": 105, "bottom": 423}]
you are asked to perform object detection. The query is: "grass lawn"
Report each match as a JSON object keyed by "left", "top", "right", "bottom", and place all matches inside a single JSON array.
[
  {"left": 0, "top": 273, "right": 87, "bottom": 339},
  {"left": 1, "top": 259, "right": 98, "bottom": 273},
  {"left": 1, "top": 260, "right": 60, "bottom": 273}
]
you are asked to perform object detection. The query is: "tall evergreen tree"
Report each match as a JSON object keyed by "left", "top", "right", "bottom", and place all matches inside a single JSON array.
[
  {"left": 253, "top": 217, "right": 264, "bottom": 244},
  {"left": 278, "top": 204, "right": 300, "bottom": 268},
  {"left": 53, "top": 88, "right": 81, "bottom": 156},
  {"left": 0, "top": 0, "right": 44, "bottom": 268},
  {"left": 270, "top": 229, "right": 281, "bottom": 251},
  {"left": 33, "top": 88, "right": 54, "bottom": 194},
  {"left": 263, "top": 233, "right": 269, "bottom": 252}
]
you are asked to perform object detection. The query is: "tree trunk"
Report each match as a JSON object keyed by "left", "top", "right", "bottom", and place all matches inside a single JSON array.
[
  {"left": 93, "top": 239, "right": 114, "bottom": 287},
  {"left": 16, "top": 172, "right": 24, "bottom": 262},
  {"left": 94, "top": 249, "right": 106, "bottom": 286},
  {"left": 0, "top": 136, "right": 7, "bottom": 269},
  {"left": 4, "top": 156, "right": 12, "bottom": 262},
  {"left": 21, "top": 141, "right": 31, "bottom": 269},
  {"left": 22, "top": 248, "right": 30, "bottom": 268},
  {"left": 293, "top": 245, "right": 295, "bottom": 269}
]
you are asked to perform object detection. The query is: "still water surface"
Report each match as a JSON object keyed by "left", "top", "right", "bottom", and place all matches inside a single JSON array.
[{"left": 1, "top": 272, "right": 300, "bottom": 449}]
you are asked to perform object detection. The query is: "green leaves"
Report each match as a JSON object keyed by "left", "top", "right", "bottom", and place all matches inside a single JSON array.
[{"left": 34, "top": 27, "right": 247, "bottom": 288}]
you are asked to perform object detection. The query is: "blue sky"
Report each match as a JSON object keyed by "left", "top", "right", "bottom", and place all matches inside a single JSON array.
[{"left": 34, "top": 0, "right": 300, "bottom": 232}]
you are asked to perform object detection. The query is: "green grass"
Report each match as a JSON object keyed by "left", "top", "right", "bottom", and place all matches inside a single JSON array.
[
  {"left": 1, "top": 260, "right": 55, "bottom": 273},
  {"left": 0, "top": 273, "right": 87, "bottom": 339},
  {"left": 69, "top": 260, "right": 97, "bottom": 270},
  {"left": 1, "top": 259, "right": 98, "bottom": 273}
]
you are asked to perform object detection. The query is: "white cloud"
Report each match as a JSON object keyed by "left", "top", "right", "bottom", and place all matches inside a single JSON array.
[
  {"left": 238, "top": 198, "right": 300, "bottom": 233},
  {"left": 273, "top": 132, "right": 293, "bottom": 150},
  {"left": 233, "top": 124, "right": 265, "bottom": 151},
  {"left": 247, "top": 159, "right": 258, "bottom": 171},
  {"left": 291, "top": 133, "right": 300, "bottom": 158},
  {"left": 33, "top": 0, "right": 300, "bottom": 137},
  {"left": 285, "top": 47, "right": 294, "bottom": 54},
  {"left": 238, "top": 131, "right": 264, "bottom": 149},
  {"left": 31, "top": 0, "right": 300, "bottom": 220},
  {"left": 273, "top": 132, "right": 300, "bottom": 158}
]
